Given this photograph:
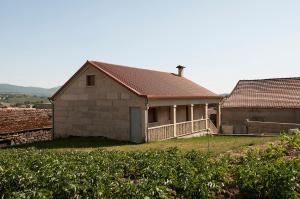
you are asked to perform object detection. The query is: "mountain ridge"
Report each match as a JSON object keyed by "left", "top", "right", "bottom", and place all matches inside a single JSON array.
[{"left": 0, "top": 84, "right": 60, "bottom": 97}]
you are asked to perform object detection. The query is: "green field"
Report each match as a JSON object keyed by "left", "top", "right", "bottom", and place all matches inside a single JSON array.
[
  {"left": 15, "top": 135, "right": 278, "bottom": 155},
  {"left": 1, "top": 133, "right": 299, "bottom": 198},
  {"left": 0, "top": 94, "right": 49, "bottom": 107}
]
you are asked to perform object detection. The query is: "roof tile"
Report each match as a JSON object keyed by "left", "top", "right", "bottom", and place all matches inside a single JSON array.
[
  {"left": 89, "top": 61, "right": 219, "bottom": 99},
  {"left": 222, "top": 77, "right": 300, "bottom": 108}
]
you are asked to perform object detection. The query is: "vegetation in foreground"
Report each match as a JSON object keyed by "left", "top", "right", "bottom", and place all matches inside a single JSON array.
[{"left": 0, "top": 133, "right": 299, "bottom": 198}]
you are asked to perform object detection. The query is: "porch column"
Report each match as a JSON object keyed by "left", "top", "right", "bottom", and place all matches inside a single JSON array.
[
  {"left": 172, "top": 105, "right": 177, "bottom": 137},
  {"left": 190, "top": 104, "right": 194, "bottom": 132},
  {"left": 204, "top": 103, "right": 208, "bottom": 129},
  {"left": 216, "top": 103, "right": 221, "bottom": 130},
  {"left": 145, "top": 106, "right": 149, "bottom": 142}
]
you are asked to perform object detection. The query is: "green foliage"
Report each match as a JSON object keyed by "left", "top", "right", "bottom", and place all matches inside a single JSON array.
[
  {"left": 234, "top": 132, "right": 300, "bottom": 199},
  {"left": 0, "top": 148, "right": 227, "bottom": 198},
  {"left": 0, "top": 94, "right": 49, "bottom": 107},
  {"left": 0, "top": 132, "right": 299, "bottom": 198}
]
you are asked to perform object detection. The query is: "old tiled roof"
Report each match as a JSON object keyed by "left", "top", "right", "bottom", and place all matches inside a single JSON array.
[
  {"left": 0, "top": 109, "right": 52, "bottom": 134},
  {"left": 52, "top": 60, "right": 220, "bottom": 100},
  {"left": 222, "top": 77, "right": 300, "bottom": 108}
]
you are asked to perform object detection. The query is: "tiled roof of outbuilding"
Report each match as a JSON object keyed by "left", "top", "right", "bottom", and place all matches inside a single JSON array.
[{"left": 222, "top": 77, "right": 300, "bottom": 108}]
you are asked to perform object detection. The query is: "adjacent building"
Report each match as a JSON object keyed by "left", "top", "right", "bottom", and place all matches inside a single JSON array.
[
  {"left": 222, "top": 77, "right": 300, "bottom": 134},
  {"left": 50, "top": 61, "right": 222, "bottom": 143}
]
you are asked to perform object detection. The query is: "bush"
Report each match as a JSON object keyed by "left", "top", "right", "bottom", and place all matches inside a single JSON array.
[{"left": 234, "top": 132, "right": 300, "bottom": 199}]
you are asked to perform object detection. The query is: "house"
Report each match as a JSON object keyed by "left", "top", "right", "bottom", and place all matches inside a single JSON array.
[
  {"left": 221, "top": 77, "right": 300, "bottom": 134},
  {"left": 50, "top": 61, "right": 222, "bottom": 143}
]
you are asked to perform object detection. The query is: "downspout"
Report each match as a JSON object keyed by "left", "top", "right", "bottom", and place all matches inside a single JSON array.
[
  {"left": 49, "top": 98, "right": 54, "bottom": 139},
  {"left": 145, "top": 97, "right": 149, "bottom": 143}
]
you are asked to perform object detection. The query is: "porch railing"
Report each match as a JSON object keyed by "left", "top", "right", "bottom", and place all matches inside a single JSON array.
[
  {"left": 193, "top": 119, "right": 206, "bottom": 132},
  {"left": 148, "top": 119, "right": 210, "bottom": 142},
  {"left": 176, "top": 121, "right": 193, "bottom": 136},
  {"left": 208, "top": 119, "right": 219, "bottom": 134},
  {"left": 148, "top": 124, "right": 174, "bottom": 141}
]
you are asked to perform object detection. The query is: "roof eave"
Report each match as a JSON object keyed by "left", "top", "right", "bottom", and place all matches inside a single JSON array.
[
  {"left": 146, "top": 95, "right": 223, "bottom": 100},
  {"left": 222, "top": 106, "right": 300, "bottom": 109}
]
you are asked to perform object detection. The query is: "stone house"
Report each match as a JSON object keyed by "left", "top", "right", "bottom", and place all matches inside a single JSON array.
[
  {"left": 50, "top": 61, "right": 222, "bottom": 143},
  {"left": 221, "top": 77, "right": 300, "bottom": 134}
]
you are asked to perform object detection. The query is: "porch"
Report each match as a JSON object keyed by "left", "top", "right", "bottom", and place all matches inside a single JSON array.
[{"left": 146, "top": 103, "right": 221, "bottom": 142}]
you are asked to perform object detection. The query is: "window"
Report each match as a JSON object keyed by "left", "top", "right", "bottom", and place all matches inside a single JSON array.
[
  {"left": 148, "top": 108, "right": 158, "bottom": 123},
  {"left": 86, "top": 75, "right": 95, "bottom": 86}
]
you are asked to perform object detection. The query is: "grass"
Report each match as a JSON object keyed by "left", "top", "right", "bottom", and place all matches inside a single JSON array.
[{"left": 12, "top": 135, "right": 278, "bottom": 155}]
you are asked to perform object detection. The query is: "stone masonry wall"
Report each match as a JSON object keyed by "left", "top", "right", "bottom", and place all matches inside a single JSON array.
[
  {"left": 222, "top": 108, "right": 300, "bottom": 134},
  {"left": 246, "top": 120, "right": 300, "bottom": 134},
  {"left": 53, "top": 64, "right": 146, "bottom": 141},
  {"left": 0, "top": 128, "right": 53, "bottom": 147}
]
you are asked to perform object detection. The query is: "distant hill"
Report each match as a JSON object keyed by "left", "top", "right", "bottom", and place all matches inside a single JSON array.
[
  {"left": 220, "top": 93, "right": 230, "bottom": 97},
  {"left": 0, "top": 84, "right": 60, "bottom": 97}
]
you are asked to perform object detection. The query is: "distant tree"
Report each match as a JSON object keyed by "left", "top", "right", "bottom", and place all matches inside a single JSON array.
[{"left": 15, "top": 103, "right": 23, "bottom": 107}]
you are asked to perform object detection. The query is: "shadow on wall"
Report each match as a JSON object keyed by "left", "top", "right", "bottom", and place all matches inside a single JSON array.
[{"left": 11, "top": 136, "right": 134, "bottom": 149}]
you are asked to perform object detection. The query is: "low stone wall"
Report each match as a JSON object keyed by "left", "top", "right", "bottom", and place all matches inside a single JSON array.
[
  {"left": 246, "top": 120, "right": 300, "bottom": 134},
  {"left": 0, "top": 128, "right": 53, "bottom": 147}
]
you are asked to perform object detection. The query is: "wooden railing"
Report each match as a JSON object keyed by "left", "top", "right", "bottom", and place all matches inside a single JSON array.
[
  {"left": 176, "top": 121, "right": 193, "bottom": 136},
  {"left": 147, "top": 119, "right": 211, "bottom": 141},
  {"left": 208, "top": 119, "right": 219, "bottom": 134},
  {"left": 148, "top": 124, "right": 174, "bottom": 141},
  {"left": 193, "top": 119, "right": 206, "bottom": 132}
]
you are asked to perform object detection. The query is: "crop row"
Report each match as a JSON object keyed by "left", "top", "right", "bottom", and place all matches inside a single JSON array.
[{"left": 0, "top": 132, "right": 299, "bottom": 198}]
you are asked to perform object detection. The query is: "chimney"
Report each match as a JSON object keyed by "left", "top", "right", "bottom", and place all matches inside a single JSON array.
[{"left": 176, "top": 65, "right": 186, "bottom": 77}]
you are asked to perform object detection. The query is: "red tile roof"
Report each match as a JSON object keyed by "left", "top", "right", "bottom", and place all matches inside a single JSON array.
[
  {"left": 52, "top": 61, "right": 220, "bottom": 100},
  {"left": 222, "top": 77, "right": 300, "bottom": 108},
  {"left": 0, "top": 109, "right": 52, "bottom": 134}
]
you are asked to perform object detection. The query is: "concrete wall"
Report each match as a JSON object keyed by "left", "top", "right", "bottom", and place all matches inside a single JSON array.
[
  {"left": 222, "top": 107, "right": 300, "bottom": 134},
  {"left": 246, "top": 120, "right": 300, "bottom": 134},
  {"left": 149, "top": 106, "right": 171, "bottom": 127},
  {"left": 53, "top": 64, "right": 146, "bottom": 141},
  {"left": 194, "top": 105, "right": 206, "bottom": 120}
]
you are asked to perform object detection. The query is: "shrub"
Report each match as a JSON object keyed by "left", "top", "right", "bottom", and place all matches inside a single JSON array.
[{"left": 234, "top": 132, "right": 300, "bottom": 199}]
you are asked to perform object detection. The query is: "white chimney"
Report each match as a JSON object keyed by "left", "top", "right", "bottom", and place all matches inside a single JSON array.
[{"left": 176, "top": 65, "right": 186, "bottom": 77}]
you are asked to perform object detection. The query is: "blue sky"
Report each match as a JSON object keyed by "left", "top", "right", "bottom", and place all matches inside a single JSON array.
[{"left": 0, "top": 0, "right": 300, "bottom": 94}]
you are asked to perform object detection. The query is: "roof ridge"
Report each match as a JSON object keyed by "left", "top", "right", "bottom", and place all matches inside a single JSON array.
[
  {"left": 239, "top": 76, "right": 300, "bottom": 82},
  {"left": 89, "top": 60, "right": 178, "bottom": 76}
]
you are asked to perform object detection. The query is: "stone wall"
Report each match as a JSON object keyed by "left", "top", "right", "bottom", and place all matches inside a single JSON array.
[
  {"left": 0, "top": 128, "right": 53, "bottom": 147},
  {"left": 221, "top": 107, "right": 300, "bottom": 134},
  {"left": 53, "top": 64, "right": 146, "bottom": 141},
  {"left": 246, "top": 120, "right": 300, "bottom": 134}
]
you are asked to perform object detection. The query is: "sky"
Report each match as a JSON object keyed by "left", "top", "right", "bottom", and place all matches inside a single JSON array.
[{"left": 0, "top": 0, "right": 300, "bottom": 94}]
